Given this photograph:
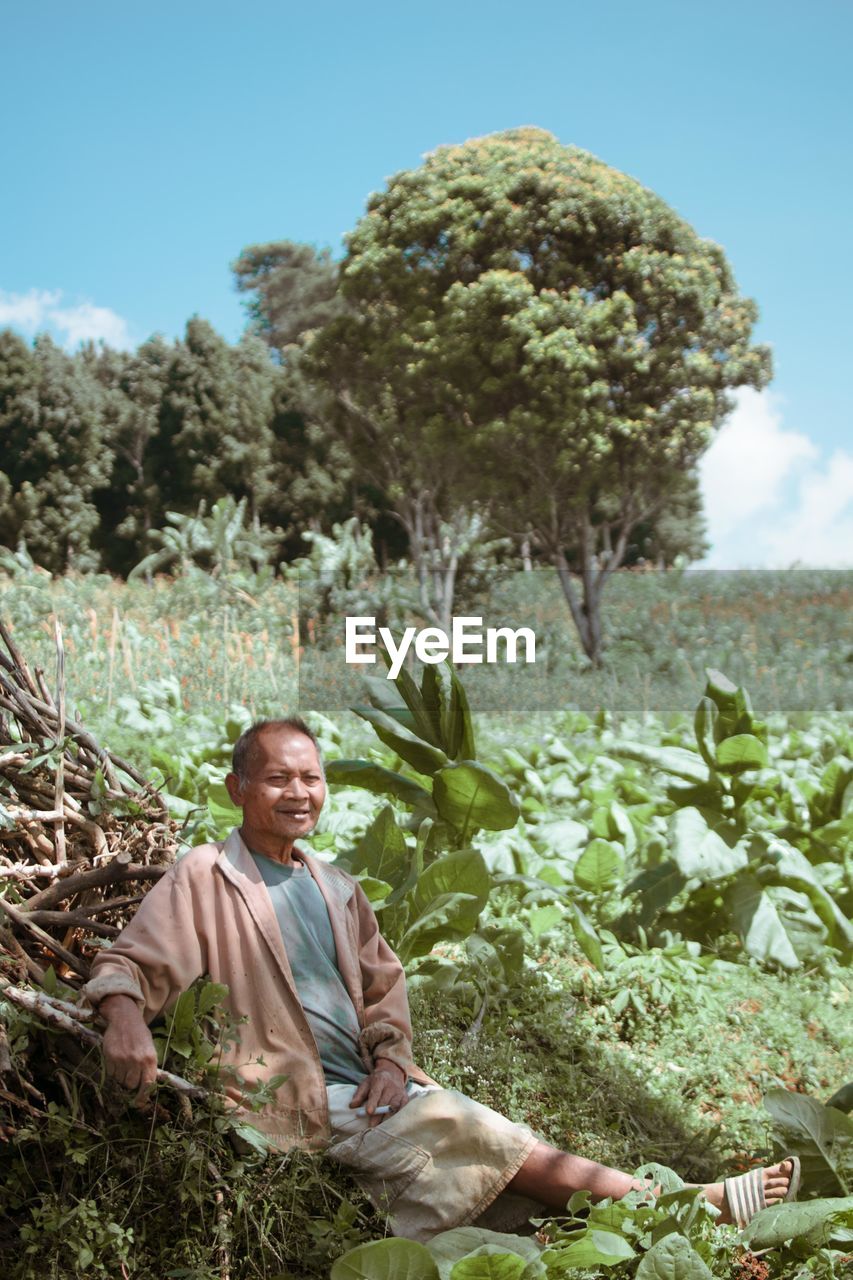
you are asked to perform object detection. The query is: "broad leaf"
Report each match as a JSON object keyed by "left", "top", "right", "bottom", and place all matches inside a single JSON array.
[
  {"left": 449, "top": 1250, "right": 529, "bottom": 1279},
  {"left": 762, "top": 838, "right": 853, "bottom": 955},
  {"left": 553, "top": 1229, "right": 634, "bottom": 1267},
  {"left": 574, "top": 839, "right": 624, "bottom": 892},
  {"left": 397, "top": 892, "right": 483, "bottom": 961},
  {"left": 433, "top": 762, "right": 520, "bottom": 835},
  {"left": 765, "top": 1089, "right": 853, "bottom": 1195},
  {"left": 528, "top": 904, "right": 563, "bottom": 940},
  {"left": 351, "top": 805, "right": 409, "bottom": 884},
  {"left": 411, "top": 849, "right": 491, "bottom": 918},
  {"left": 715, "top": 734, "right": 768, "bottom": 773},
  {"left": 331, "top": 1238, "right": 439, "bottom": 1280},
  {"left": 356, "top": 875, "right": 393, "bottom": 904},
  {"left": 610, "top": 742, "right": 709, "bottom": 784},
  {"left": 428, "top": 1228, "right": 541, "bottom": 1280},
  {"left": 741, "top": 1196, "right": 853, "bottom": 1251},
  {"left": 353, "top": 705, "right": 449, "bottom": 776},
  {"left": 326, "top": 760, "right": 436, "bottom": 814},
  {"left": 669, "top": 808, "right": 747, "bottom": 882},
  {"left": 624, "top": 861, "right": 687, "bottom": 927},
  {"left": 634, "top": 1233, "right": 713, "bottom": 1279},
  {"left": 725, "top": 875, "right": 801, "bottom": 970}
]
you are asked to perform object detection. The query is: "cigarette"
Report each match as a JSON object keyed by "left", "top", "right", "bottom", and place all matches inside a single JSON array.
[{"left": 354, "top": 1104, "right": 393, "bottom": 1116}]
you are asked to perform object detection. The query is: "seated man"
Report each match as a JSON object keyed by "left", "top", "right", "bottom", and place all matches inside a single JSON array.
[{"left": 83, "top": 717, "right": 798, "bottom": 1242}]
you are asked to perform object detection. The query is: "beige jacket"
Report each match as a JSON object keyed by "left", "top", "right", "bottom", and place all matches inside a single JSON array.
[{"left": 82, "top": 828, "right": 430, "bottom": 1150}]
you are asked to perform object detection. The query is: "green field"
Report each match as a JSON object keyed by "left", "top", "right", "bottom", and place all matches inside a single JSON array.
[{"left": 1, "top": 565, "right": 851, "bottom": 1278}]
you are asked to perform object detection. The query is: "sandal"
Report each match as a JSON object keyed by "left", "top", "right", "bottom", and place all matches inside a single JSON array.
[{"left": 724, "top": 1155, "right": 801, "bottom": 1229}]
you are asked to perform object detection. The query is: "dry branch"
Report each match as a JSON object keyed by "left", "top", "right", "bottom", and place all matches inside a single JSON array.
[
  {"left": 0, "top": 612, "right": 178, "bottom": 1007},
  {"left": 0, "top": 982, "right": 208, "bottom": 1100}
]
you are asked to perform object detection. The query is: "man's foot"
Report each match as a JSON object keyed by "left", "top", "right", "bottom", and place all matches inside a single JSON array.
[{"left": 701, "top": 1158, "right": 799, "bottom": 1226}]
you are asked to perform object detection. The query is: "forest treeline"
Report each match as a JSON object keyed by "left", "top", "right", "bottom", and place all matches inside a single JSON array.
[
  {"left": 0, "top": 317, "right": 706, "bottom": 577},
  {"left": 1, "top": 129, "right": 768, "bottom": 662}
]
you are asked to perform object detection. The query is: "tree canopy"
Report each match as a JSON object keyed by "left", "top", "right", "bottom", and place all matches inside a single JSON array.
[{"left": 307, "top": 127, "right": 770, "bottom": 660}]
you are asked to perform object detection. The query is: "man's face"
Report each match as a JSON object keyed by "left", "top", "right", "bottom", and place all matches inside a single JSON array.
[{"left": 225, "top": 728, "right": 326, "bottom": 857}]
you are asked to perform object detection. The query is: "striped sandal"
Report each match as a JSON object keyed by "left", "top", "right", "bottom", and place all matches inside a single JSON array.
[{"left": 723, "top": 1155, "right": 801, "bottom": 1228}]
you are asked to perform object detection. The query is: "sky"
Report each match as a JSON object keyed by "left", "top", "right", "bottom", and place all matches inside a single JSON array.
[{"left": 1, "top": 0, "right": 851, "bottom": 569}]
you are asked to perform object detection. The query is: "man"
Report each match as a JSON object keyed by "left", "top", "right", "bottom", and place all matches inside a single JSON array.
[{"left": 84, "top": 718, "right": 798, "bottom": 1242}]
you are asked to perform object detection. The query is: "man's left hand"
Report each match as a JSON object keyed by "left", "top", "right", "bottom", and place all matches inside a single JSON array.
[{"left": 350, "top": 1059, "right": 408, "bottom": 1127}]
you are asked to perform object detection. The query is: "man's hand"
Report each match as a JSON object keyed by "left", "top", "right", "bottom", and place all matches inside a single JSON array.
[
  {"left": 99, "top": 993, "right": 158, "bottom": 1104},
  {"left": 349, "top": 1058, "right": 408, "bottom": 1127}
]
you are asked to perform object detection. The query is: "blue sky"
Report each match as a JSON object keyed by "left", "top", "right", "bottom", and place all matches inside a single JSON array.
[{"left": 1, "top": 0, "right": 851, "bottom": 567}]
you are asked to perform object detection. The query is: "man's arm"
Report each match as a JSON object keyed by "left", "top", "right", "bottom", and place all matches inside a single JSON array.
[
  {"left": 351, "top": 879, "right": 415, "bottom": 1074},
  {"left": 99, "top": 993, "right": 159, "bottom": 1102},
  {"left": 82, "top": 857, "right": 208, "bottom": 1097},
  {"left": 348, "top": 880, "right": 415, "bottom": 1121}
]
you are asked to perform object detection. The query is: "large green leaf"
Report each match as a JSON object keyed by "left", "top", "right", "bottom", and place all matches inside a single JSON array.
[
  {"left": 765, "top": 1089, "right": 853, "bottom": 1195},
  {"left": 448, "top": 666, "right": 477, "bottom": 762},
  {"left": 427, "top": 1229, "right": 541, "bottom": 1280},
  {"left": 391, "top": 667, "right": 444, "bottom": 748},
  {"left": 331, "top": 1238, "right": 439, "bottom": 1280},
  {"left": 574, "top": 839, "right": 624, "bottom": 892},
  {"left": 362, "top": 676, "right": 419, "bottom": 733},
  {"left": 715, "top": 734, "right": 768, "bottom": 773},
  {"left": 610, "top": 742, "right": 709, "bottom": 784},
  {"left": 669, "top": 808, "right": 748, "bottom": 883},
  {"left": 762, "top": 839, "right": 853, "bottom": 955},
  {"left": 448, "top": 1251, "right": 529, "bottom": 1280},
  {"left": 433, "top": 762, "right": 520, "bottom": 835},
  {"left": 634, "top": 1233, "right": 713, "bottom": 1279},
  {"left": 741, "top": 1196, "right": 853, "bottom": 1251},
  {"left": 397, "top": 892, "right": 483, "bottom": 962},
  {"left": 411, "top": 849, "right": 491, "bottom": 918},
  {"left": 704, "top": 669, "right": 757, "bottom": 738},
  {"left": 417, "top": 662, "right": 477, "bottom": 761},
  {"left": 724, "top": 875, "right": 801, "bottom": 970},
  {"left": 326, "top": 760, "right": 436, "bottom": 814},
  {"left": 353, "top": 705, "right": 449, "bottom": 776},
  {"left": 552, "top": 1229, "right": 635, "bottom": 1268},
  {"left": 351, "top": 805, "right": 409, "bottom": 885},
  {"left": 624, "top": 861, "right": 687, "bottom": 928}
]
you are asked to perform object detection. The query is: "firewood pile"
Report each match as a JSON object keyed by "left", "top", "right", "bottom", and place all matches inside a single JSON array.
[{"left": 0, "top": 615, "right": 184, "bottom": 1108}]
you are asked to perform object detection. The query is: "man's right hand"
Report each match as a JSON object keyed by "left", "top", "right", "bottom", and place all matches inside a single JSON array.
[{"left": 99, "top": 993, "right": 158, "bottom": 1103}]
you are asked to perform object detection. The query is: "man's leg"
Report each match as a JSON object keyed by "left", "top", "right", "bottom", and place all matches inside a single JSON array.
[{"left": 506, "top": 1140, "right": 797, "bottom": 1223}]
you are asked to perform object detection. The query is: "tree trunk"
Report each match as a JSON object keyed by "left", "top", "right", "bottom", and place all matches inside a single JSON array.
[
  {"left": 395, "top": 491, "right": 461, "bottom": 631},
  {"left": 553, "top": 549, "right": 604, "bottom": 666}
]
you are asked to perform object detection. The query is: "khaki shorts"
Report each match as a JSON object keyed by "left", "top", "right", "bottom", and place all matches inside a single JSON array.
[{"left": 325, "top": 1082, "right": 542, "bottom": 1242}]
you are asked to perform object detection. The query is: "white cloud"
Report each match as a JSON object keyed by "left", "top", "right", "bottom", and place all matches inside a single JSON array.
[
  {"left": 50, "top": 301, "right": 132, "bottom": 349},
  {"left": 699, "top": 387, "right": 853, "bottom": 568},
  {"left": 0, "top": 287, "right": 132, "bottom": 351},
  {"left": 0, "top": 288, "right": 62, "bottom": 332}
]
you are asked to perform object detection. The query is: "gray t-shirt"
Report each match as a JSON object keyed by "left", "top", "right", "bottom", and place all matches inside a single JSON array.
[{"left": 251, "top": 852, "right": 366, "bottom": 1086}]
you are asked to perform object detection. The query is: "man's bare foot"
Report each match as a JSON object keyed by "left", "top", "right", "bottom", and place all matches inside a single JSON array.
[{"left": 701, "top": 1159, "right": 797, "bottom": 1225}]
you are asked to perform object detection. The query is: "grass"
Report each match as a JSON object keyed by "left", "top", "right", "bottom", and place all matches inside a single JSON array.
[
  {"left": 2, "top": 568, "right": 851, "bottom": 738},
  {"left": 410, "top": 936, "right": 853, "bottom": 1191}
]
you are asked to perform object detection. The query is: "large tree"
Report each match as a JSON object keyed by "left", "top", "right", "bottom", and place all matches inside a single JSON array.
[{"left": 307, "top": 128, "right": 770, "bottom": 661}]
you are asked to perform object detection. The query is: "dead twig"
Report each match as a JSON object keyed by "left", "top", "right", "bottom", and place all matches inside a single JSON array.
[{"left": 0, "top": 982, "right": 208, "bottom": 1100}]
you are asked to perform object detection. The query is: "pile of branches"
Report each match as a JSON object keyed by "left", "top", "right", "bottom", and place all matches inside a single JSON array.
[{"left": 0, "top": 615, "right": 184, "bottom": 1105}]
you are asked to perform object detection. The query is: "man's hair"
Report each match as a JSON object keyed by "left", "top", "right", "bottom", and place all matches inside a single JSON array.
[{"left": 231, "top": 717, "right": 323, "bottom": 784}]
